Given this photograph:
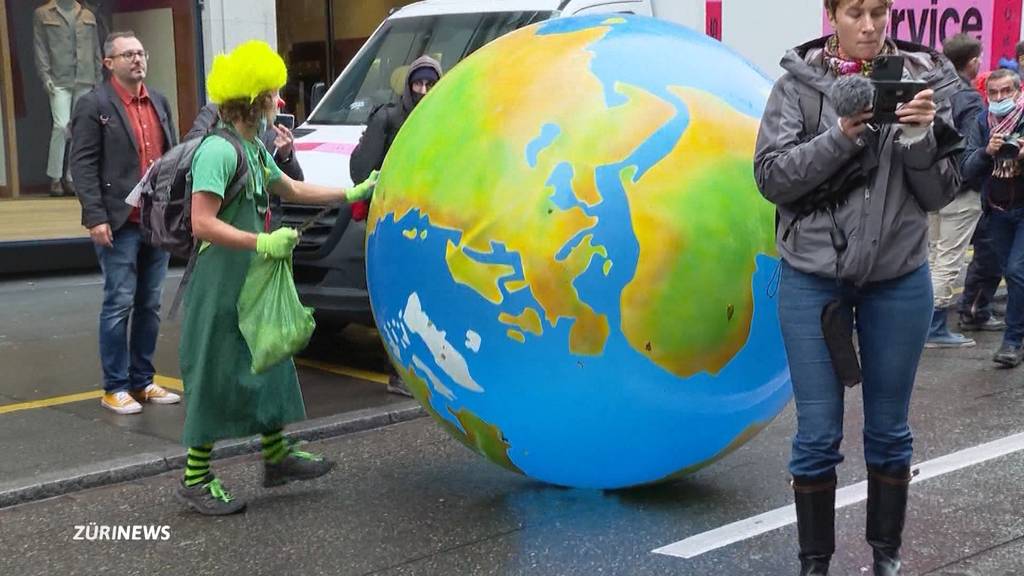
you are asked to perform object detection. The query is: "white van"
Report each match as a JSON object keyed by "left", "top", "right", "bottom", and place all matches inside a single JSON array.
[{"left": 282, "top": 0, "right": 708, "bottom": 329}]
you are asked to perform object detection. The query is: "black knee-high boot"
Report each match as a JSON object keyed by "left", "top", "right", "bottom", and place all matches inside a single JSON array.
[
  {"left": 793, "top": 474, "right": 837, "bottom": 576},
  {"left": 866, "top": 467, "right": 911, "bottom": 576}
]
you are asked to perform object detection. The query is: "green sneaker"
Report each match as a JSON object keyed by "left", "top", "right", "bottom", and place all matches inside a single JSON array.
[
  {"left": 175, "top": 476, "right": 246, "bottom": 516},
  {"left": 263, "top": 448, "right": 336, "bottom": 488}
]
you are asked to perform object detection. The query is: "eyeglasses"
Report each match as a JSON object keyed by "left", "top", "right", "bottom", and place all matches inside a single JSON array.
[{"left": 110, "top": 50, "right": 149, "bottom": 61}]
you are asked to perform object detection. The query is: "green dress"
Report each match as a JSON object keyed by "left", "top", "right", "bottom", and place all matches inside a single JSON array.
[{"left": 179, "top": 127, "right": 306, "bottom": 447}]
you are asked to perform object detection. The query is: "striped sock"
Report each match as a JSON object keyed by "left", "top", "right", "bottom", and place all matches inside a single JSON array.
[
  {"left": 184, "top": 444, "right": 213, "bottom": 487},
  {"left": 261, "top": 430, "right": 289, "bottom": 464}
]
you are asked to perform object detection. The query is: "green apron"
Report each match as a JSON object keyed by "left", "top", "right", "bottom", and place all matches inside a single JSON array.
[{"left": 179, "top": 128, "right": 305, "bottom": 447}]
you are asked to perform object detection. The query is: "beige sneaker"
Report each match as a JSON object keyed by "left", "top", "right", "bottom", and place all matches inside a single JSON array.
[
  {"left": 130, "top": 384, "right": 181, "bottom": 405},
  {"left": 101, "top": 391, "right": 143, "bottom": 415}
]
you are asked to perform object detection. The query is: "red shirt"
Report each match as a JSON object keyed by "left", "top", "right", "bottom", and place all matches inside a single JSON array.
[{"left": 111, "top": 79, "right": 166, "bottom": 223}]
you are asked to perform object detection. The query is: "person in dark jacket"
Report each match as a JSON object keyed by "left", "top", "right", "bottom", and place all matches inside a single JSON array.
[
  {"left": 924, "top": 33, "right": 986, "bottom": 348},
  {"left": 962, "top": 68, "right": 1024, "bottom": 367},
  {"left": 348, "top": 55, "right": 442, "bottom": 397},
  {"left": 754, "top": 1, "right": 961, "bottom": 574},
  {"left": 349, "top": 55, "right": 443, "bottom": 188},
  {"left": 958, "top": 65, "right": 1008, "bottom": 333},
  {"left": 70, "top": 31, "right": 181, "bottom": 414}
]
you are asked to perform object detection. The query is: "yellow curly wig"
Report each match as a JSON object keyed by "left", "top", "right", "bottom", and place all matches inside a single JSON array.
[{"left": 207, "top": 41, "right": 287, "bottom": 104}]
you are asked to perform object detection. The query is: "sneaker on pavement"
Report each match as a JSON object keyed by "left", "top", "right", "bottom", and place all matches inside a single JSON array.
[
  {"left": 386, "top": 374, "right": 414, "bottom": 398},
  {"left": 101, "top": 391, "right": 143, "bottom": 415},
  {"left": 993, "top": 343, "right": 1024, "bottom": 368},
  {"left": 130, "top": 383, "right": 181, "bottom": 405},
  {"left": 959, "top": 316, "right": 1007, "bottom": 332},
  {"left": 924, "top": 332, "right": 976, "bottom": 349},
  {"left": 263, "top": 448, "right": 336, "bottom": 488},
  {"left": 176, "top": 476, "right": 246, "bottom": 516}
]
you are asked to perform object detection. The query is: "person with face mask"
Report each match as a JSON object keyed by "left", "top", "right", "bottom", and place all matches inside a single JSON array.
[
  {"left": 962, "top": 69, "right": 1024, "bottom": 367},
  {"left": 349, "top": 55, "right": 443, "bottom": 221},
  {"left": 755, "top": 0, "right": 963, "bottom": 573},
  {"left": 176, "top": 41, "right": 378, "bottom": 516},
  {"left": 348, "top": 54, "right": 443, "bottom": 397}
]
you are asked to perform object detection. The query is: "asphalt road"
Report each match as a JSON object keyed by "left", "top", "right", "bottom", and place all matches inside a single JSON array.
[{"left": 2, "top": 318, "right": 1023, "bottom": 575}]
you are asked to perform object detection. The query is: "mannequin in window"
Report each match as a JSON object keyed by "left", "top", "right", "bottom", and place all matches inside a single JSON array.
[{"left": 33, "top": 0, "right": 103, "bottom": 195}]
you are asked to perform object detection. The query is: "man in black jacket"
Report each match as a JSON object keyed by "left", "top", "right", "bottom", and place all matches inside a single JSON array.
[{"left": 70, "top": 31, "right": 180, "bottom": 414}]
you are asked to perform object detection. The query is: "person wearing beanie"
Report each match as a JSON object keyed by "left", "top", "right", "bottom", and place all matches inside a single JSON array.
[
  {"left": 348, "top": 54, "right": 443, "bottom": 398},
  {"left": 349, "top": 55, "right": 443, "bottom": 199},
  {"left": 175, "top": 40, "right": 379, "bottom": 516}
]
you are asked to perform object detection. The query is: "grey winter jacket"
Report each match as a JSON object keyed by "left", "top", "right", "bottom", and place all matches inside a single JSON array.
[{"left": 754, "top": 38, "right": 962, "bottom": 285}]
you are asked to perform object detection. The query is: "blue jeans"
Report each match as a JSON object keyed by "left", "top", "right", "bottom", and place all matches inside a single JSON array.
[
  {"left": 94, "top": 223, "right": 170, "bottom": 393},
  {"left": 778, "top": 262, "right": 932, "bottom": 480},
  {"left": 985, "top": 207, "right": 1024, "bottom": 346}
]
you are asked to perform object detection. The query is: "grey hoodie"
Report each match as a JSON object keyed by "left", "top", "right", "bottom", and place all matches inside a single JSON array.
[{"left": 754, "top": 38, "right": 962, "bottom": 285}]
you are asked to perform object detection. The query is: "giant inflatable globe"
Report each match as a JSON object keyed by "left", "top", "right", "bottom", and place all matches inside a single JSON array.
[{"left": 366, "top": 14, "right": 790, "bottom": 489}]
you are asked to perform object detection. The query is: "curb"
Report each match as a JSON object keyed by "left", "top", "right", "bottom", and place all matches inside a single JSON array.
[{"left": 0, "top": 401, "right": 425, "bottom": 509}]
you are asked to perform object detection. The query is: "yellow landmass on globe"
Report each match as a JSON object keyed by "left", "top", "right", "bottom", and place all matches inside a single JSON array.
[
  {"left": 445, "top": 240, "right": 516, "bottom": 305},
  {"left": 620, "top": 87, "right": 777, "bottom": 377},
  {"left": 499, "top": 307, "right": 543, "bottom": 337},
  {"left": 371, "top": 23, "right": 674, "bottom": 357}
]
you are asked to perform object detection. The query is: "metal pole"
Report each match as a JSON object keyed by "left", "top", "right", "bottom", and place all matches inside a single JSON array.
[
  {"left": 194, "top": 0, "right": 207, "bottom": 106},
  {"left": 325, "top": 0, "right": 335, "bottom": 82}
]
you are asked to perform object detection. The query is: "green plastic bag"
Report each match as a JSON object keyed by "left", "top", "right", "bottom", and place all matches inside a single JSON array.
[{"left": 237, "top": 255, "right": 316, "bottom": 374}]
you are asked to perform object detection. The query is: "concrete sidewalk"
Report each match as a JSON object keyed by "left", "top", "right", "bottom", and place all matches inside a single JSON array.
[{"left": 0, "top": 272, "right": 420, "bottom": 508}]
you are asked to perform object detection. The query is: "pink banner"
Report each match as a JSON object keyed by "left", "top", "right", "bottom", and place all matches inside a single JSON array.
[{"left": 821, "top": 1, "right": 1019, "bottom": 70}]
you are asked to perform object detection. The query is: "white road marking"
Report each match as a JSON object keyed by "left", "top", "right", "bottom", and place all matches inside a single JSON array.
[{"left": 653, "top": 431, "right": 1024, "bottom": 560}]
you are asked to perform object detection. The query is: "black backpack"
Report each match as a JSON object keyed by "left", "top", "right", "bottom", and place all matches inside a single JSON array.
[{"left": 134, "top": 126, "right": 248, "bottom": 317}]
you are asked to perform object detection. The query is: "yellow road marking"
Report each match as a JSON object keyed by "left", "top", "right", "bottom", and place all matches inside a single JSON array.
[
  {"left": 294, "top": 358, "right": 390, "bottom": 385},
  {"left": 0, "top": 375, "right": 185, "bottom": 415}
]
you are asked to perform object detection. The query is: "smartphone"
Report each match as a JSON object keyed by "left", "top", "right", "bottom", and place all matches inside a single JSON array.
[
  {"left": 871, "top": 80, "right": 928, "bottom": 124},
  {"left": 274, "top": 113, "right": 295, "bottom": 130}
]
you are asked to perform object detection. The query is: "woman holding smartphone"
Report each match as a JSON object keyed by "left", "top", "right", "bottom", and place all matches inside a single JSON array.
[{"left": 753, "top": 1, "right": 962, "bottom": 574}]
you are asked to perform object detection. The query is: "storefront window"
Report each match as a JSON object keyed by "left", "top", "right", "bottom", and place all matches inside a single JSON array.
[
  {"left": 276, "top": 0, "right": 418, "bottom": 125},
  {"left": 0, "top": 0, "right": 198, "bottom": 243}
]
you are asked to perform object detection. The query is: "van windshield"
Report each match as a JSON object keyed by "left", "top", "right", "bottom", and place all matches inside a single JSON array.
[{"left": 307, "top": 11, "right": 554, "bottom": 126}]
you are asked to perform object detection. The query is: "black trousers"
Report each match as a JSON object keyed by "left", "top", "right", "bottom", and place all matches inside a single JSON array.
[{"left": 959, "top": 210, "right": 1004, "bottom": 320}]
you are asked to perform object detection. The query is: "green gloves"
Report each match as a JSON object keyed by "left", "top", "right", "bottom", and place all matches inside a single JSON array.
[
  {"left": 256, "top": 228, "right": 299, "bottom": 260},
  {"left": 347, "top": 170, "right": 379, "bottom": 203}
]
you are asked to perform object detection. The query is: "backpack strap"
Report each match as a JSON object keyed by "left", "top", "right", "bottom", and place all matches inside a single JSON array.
[
  {"left": 777, "top": 79, "right": 825, "bottom": 240},
  {"left": 166, "top": 127, "right": 250, "bottom": 320},
  {"left": 797, "top": 80, "right": 825, "bottom": 141}
]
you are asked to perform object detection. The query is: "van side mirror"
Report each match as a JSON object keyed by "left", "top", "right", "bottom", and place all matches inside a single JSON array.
[{"left": 310, "top": 82, "right": 327, "bottom": 112}]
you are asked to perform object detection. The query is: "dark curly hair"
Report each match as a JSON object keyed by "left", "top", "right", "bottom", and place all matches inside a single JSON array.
[{"left": 218, "top": 92, "right": 275, "bottom": 127}]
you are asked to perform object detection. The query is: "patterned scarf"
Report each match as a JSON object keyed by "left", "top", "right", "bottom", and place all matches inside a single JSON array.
[
  {"left": 988, "top": 96, "right": 1024, "bottom": 179},
  {"left": 823, "top": 35, "right": 895, "bottom": 77}
]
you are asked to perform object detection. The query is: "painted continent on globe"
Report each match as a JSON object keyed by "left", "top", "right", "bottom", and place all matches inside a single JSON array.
[{"left": 366, "top": 14, "right": 791, "bottom": 489}]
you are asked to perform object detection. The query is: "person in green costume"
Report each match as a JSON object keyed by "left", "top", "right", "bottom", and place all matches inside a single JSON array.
[{"left": 175, "top": 41, "right": 378, "bottom": 516}]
